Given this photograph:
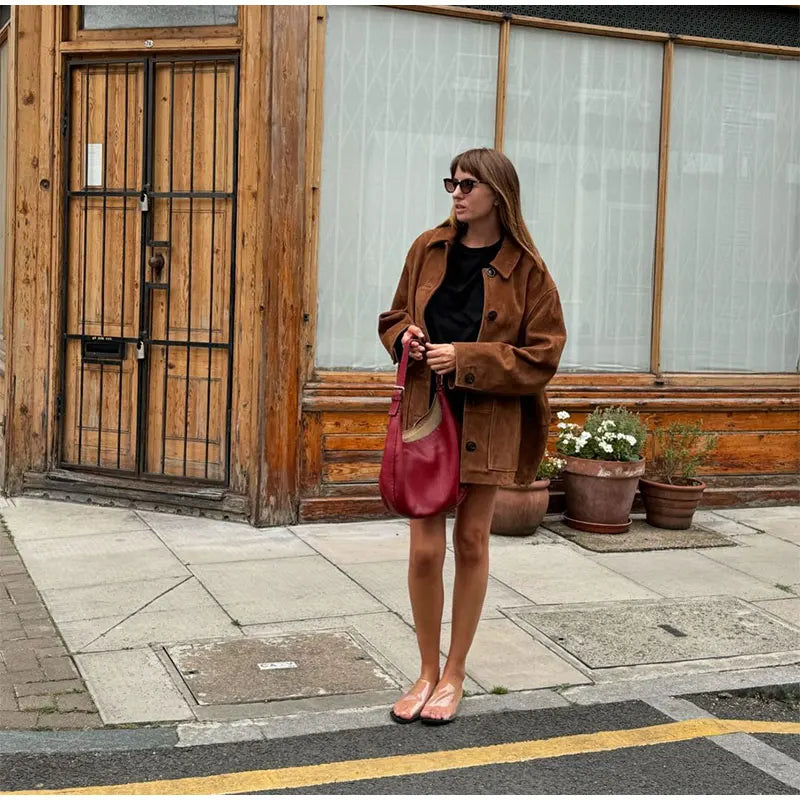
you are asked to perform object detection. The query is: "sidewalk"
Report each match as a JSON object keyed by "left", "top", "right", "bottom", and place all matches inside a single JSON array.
[{"left": 0, "top": 496, "right": 798, "bottom": 746}]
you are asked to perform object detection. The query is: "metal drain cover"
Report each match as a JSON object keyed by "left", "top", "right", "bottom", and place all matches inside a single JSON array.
[
  {"left": 166, "top": 631, "right": 397, "bottom": 705},
  {"left": 520, "top": 598, "right": 800, "bottom": 668}
]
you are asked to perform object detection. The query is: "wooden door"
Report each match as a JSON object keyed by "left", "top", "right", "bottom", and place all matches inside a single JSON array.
[{"left": 59, "top": 56, "right": 239, "bottom": 484}]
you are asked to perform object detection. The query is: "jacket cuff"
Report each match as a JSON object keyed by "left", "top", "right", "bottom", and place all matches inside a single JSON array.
[
  {"left": 392, "top": 329, "right": 407, "bottom": 363},
  {"left": 381, "top": 321, "right": 411, "bottom": 365},
  {"left": 451, "top": 342, "right": 479, "bottom": 391}
]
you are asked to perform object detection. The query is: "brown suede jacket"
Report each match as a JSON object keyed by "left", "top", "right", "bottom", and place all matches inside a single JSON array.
[{"left": 378, "top": 224, "right": 567, "bottom": 486}]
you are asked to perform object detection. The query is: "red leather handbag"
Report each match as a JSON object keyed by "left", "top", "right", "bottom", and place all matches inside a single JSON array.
[{"left": 379, "top": 338, "right": 464, "bottom": 518}]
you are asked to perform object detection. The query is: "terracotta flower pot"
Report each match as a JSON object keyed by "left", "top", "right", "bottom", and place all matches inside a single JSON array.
[
  {"left": 491, "top": 479, "right": 550, "bottom": 536},
  {"left": 639, "top": 477, "right": 706, "bottom": 530},
  {"left": 562, "top": 455, "right": 645, "bottom": 534}
]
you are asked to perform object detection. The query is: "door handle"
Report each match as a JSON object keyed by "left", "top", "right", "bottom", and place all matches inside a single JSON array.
[{"left": 149, "top": 252, "right": 165, "bottom": 274}]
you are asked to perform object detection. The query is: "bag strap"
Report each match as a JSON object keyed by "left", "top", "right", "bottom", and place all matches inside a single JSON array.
[
  {"left": 389, "top": 338, "right": 411, "bottom": 418},
  {"left": 390, "top": 335, "right": 444, "bottom": 417}
]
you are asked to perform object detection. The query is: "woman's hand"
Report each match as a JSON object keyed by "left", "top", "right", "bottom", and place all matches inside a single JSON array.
[
  {"left": 425, "top": 343, "right": 456, "bottom": 375},
  {"left": 401, "top": 325, "right": 426, "bottom": 361}
]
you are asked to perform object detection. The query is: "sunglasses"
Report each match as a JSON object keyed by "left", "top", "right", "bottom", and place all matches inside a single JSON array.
[{"left": 443, "top": 178, "right": 486, "bottom": 195}]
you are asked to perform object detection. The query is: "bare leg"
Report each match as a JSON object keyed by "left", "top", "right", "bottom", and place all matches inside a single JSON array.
[
  {"left": 422, "top": 484, "right": 498, "bottom": 722},
  {"left": 391, "top": 512, "right": 446, "bottom": 721}
]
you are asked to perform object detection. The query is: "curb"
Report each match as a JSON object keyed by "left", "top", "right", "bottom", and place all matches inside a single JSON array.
[{"left": 1, "top": 666, "right": 798, "bottom": 754}]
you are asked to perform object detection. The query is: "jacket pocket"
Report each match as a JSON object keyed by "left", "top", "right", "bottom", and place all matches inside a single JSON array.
[{"left": 488, "top": 396, "right": 521, "bottom": 471}]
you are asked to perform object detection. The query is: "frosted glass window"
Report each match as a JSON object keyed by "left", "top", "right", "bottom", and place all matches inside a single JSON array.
[
  {"left": 82, "top": 6, "right": 237, "bottom": 30},
  {"left": 504, "top": 27, "right": 663, "bottom": 372},
  {"left": 316, "top": 7, "right": 498, "bottom": 370},
  {"left": 662, "top": 48, "right": 800, "bottom": 373}
]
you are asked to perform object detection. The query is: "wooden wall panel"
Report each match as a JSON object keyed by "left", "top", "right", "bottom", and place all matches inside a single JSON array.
[
  {"left": 4, "top": 7, "right": 58, "bottom": 491},
  {"left": 301, "top": 388, "right": 799, "bottom": 521},
  {"left": 256, "top": 5, "right": 309, "bottom": 525}
]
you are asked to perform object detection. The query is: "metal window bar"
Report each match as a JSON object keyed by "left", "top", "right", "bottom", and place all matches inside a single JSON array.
[
  {"left": 183, "top": 61, "right": 197, "bottom": 478},
  {"left": 117, "top": 62, "right": 130, "bottom": 470},
  {"left": 97, "top": 62, "right": 110, "bottom": 467},
  {"left": 226, "top": 56, "right": 240, "bottom": 484},
  {"left": 160, "top": 61, "right": 176, "bottom": 475},
  {"left": 135, "top": 57, "right": 154, "bottom": 477},
  {"left": 205, "top": 61, "right": 218, "bottom": 478},
  {"left": 77, "top": 65, "right": 90, "bottom": 465}
]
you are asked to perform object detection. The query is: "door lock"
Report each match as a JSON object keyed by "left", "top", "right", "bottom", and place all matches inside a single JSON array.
[
  {"left": 139, "top": 192, "right": 149, "bottom": 212},
  {"left": 136, "top": 339, "right": 146, "bottom": 360}
]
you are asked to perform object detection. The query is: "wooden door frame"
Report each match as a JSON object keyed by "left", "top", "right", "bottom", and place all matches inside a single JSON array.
[{"left": 2, "top": 6, "right": 303, "bottom": 526}]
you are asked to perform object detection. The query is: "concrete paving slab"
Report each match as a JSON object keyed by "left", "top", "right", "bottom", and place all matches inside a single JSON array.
[
  {"left": 138, "top": 512, "right": 314, "bottom": 563},
  {"left": 440, "top": 617, "right": 591, "bottom": 692},
  {"left": 697, "top": 534, "right": 800, "bottom": 587},
  {"left": 518, "top": 597, "right": 800, "bottom": 668},
  {"left": 589, "top": 549, "right": 786, "bottom": 600},
  {"left": 1, "top": 498, "right": 148, "bottom": 541},
  {"left": 488, "top": 544, "right": 661, "bottom": 604},
  {"left": 57, "top": 618, "right": 124, "bottom": 653},
  {"left": 40, "top": 576, "right": 185, "bottom": 623},
  {"left": 14, "top": 530, "right": 188, "bottom": 591},
  {"left": 78, "top": 607, "right": 242, "bottom": 653},
  {"left": 345, "top": 558, "right": 531, "bottom": 625},
  {"left": 166, "top": 631, "right": 397, "bottom": 705},
  {"left": 289, "top": 520, "right": 410, "bottom": 565},
  {"left": 759, "top": 520, "right": 800, "bottom": 546},
  {"left": 75, "top": 648, "right": 194, "bottom": 724},
  {"left": 714, "top": 507, "right": 800, "bottom": 528},
  {"left": 692, "top": 516, "right": 765, "bottom": 537},
  {"left": 488, "top": 530, "right": 553, "bottom": 548},
  {"left": 190, "top": 555, "right": 384, "bottom": 625},
  {"left": 560, "top": 664, "right": 800, "bottom": 706},
  {"left": 754, "top": 598, "right": 800, "bottom": 627}
]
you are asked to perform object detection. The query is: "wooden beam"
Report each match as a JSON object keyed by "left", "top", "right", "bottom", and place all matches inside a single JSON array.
[
  {"left": 59, "top": 37, "right": 242, "bottom": 53},
  {"left": 234, "top": 5, "right": 271, "bottom": 514},
  {"left": 4, "top": 6, "right": 58, "bottom": 492},
  {"left": 651, "top": 40, "right": 673, "bottom": 375},
  {"left": 674, "top": 34, "right": 800, "bottom": 58},
  {"left": 302, "top": 5, "right": 325, "bottom": 385},
  {"left": 494, "top": 18, "right": 510, "bottom": 150},
  {"left": 257, "top": 5, "right": 309, "bottom": 525}
]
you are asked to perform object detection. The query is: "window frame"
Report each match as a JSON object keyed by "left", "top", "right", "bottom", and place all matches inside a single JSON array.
[
  {"left": 66, "top": 5, "right": 241, "bottom": 43},
  {"left": 308, "top": 4, "right": 800, "bottom": 384}
]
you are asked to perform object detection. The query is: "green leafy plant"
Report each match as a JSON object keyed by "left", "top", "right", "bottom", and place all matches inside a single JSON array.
[
  {"left": 555, "top": 406, "right": 646, "bottom": 462},
  {"left": 536, "top": 451, "right": 566, "bottom": 480},
  {"left": 491, "top": 686, "right": 509, "bottom": 695},
  {"left": 649, "top": 421, "right": 717, "bottom": 485}
]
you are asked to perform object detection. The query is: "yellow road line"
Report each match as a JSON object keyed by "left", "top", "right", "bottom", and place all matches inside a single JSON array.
[{"left": 5, "top": 717, "right": 800, "bottom": 796}]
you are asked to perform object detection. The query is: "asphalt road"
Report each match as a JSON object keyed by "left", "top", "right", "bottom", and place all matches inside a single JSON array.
[{"left": 2, "top": 698, "right": 798, "bottom": 795}]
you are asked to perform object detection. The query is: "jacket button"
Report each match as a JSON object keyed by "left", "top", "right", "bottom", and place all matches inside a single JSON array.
[
  {"left": 465, "top": 441, "right": 477, "bottom": 452},
  {"left": 465, "top": 373, "right": 475, "bottom": 384},
  {"left": 487, "top": 310, "right": 497, "bottom": 321},
  {"left": 486, "top": 267, "right": 497, "bottom": 277}
]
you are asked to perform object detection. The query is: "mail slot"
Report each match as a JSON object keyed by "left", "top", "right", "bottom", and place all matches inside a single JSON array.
[{"left": 82, "top": 336, "right": 125, "bottom": 364}]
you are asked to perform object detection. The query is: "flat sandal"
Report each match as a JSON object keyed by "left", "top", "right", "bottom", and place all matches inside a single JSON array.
[
  {"left": 420, "top": 681, "right": 462, "bottom": 725},
  {"left": 390, "top": 679, "right": 435, "bottom": 724}
]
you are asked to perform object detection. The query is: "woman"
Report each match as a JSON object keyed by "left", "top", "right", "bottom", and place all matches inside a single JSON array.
[{"left": 378, "top": 148, "right": 567, "bottom": 724}]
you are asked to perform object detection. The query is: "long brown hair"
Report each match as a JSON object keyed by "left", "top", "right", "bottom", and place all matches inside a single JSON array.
[{"left": 442, "top": 148, "right": 544, "bottom": 268}]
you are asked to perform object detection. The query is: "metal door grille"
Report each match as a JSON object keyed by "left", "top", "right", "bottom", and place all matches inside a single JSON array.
[{"left": 58, "top": 55, "right": 239, "bottom": 485}]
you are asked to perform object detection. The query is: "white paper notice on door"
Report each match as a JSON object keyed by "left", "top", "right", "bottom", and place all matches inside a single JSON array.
[{"left": 86, "top": 143, "right": 103, "bottom": 187}]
